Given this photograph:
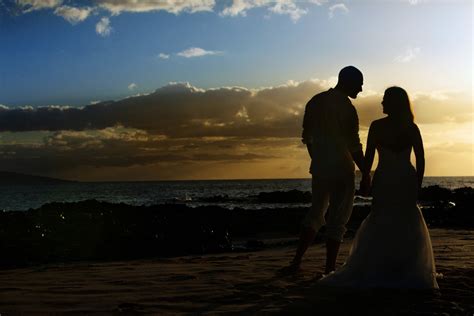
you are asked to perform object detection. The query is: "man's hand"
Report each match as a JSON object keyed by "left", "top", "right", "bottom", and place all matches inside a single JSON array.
[{"left": 359, "top": 173, "right": 371, "bottom": 197}]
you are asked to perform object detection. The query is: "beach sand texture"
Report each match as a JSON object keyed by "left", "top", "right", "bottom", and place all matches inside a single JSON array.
[{"left": 0, "top": 228, "right": 472, "bottom": 315}]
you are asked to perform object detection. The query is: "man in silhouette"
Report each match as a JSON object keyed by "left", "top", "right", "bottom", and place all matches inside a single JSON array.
[{"left": 284, "top": 66, "right": 370, "bottom": 275}]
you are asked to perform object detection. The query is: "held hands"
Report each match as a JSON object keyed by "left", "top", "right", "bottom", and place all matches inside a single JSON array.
[{"left": 359, "top": 173, "right": 371, "bottom": 197}]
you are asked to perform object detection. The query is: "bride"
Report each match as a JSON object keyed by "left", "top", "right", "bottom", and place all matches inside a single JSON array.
[{"left": 318, "top": 86, "right": 439, "bottom": 289}]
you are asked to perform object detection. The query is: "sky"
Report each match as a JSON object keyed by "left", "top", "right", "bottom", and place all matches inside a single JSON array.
[{"left": 0, "top": 0, "right": 472, "bottom": 181}]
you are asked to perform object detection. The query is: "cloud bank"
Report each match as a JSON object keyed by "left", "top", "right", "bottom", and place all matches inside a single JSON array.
[
  {"left": 0, "top": 80, "right": 469, "bottom": 135},
  {"left": 96, "top": 0, "right": 215, "bottom": 15},
  {"left": 0, "top": 80, "right": 471, "bottom": 179},
  {"left": 13, "top": 0, "right": 335, "bottom": 27}
]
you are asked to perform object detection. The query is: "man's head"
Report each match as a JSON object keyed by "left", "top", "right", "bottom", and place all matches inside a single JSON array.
[{"left": 336, "top": 66, "right": 363, "bottom": 99}]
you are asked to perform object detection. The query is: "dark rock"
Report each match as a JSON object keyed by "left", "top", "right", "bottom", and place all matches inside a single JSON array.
[
  {"left": 255, "top": 190, "right": 312, "bottom": 203},
  {"left": 0, "top": 185, "right": 473, "bottom": 268},
  {"left": 419, "top": 185, "right": 452, "bottom": 202}
]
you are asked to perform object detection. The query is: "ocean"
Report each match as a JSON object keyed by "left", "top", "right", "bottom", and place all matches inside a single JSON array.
[{"left": 1, "top": 176, "right": 473, "bottom": 212}]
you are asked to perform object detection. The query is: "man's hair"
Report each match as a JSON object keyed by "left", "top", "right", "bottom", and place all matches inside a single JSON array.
[{"left": 338, "top": 66, "right": 363, "bottom": 84}]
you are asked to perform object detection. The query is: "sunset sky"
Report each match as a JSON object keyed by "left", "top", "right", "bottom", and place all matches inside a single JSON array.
[{"left": 0, "top": 0, "right": 472, "bottom": 181}]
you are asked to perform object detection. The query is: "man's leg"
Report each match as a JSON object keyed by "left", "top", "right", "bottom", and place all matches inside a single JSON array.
[
  {"left": 282, "top": 177, "right": 328, "bottom": 273},
  {"left": 291, "top": 226, "right": 317, "bottom": 267},
  {"left": 325, "top": 238, "right": 341, "bottom": 274},
  {"left": 324, "top": 174, "right": 355, "bottom": 274}
]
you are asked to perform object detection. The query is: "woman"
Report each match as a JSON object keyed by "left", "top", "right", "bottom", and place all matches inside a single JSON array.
[{"left": 318, "top": 86, "right": 439, "bottom": 289}]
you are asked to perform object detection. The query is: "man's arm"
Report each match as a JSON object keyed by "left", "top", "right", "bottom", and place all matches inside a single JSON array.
[
  {"left": 346, "top": 105, "right": 365, "bottom": 171},
  {"left": 351, "top": 149, "right": 365, "bottom": 173},
  {"left": 352, "top": 148, "right": 371, "bottom": 196},
  {"left": 347, "top": 105, "right": 371, "bottom": 195},
  {"left": 301, "top": 99, "right": 314, "bottom": 158}
]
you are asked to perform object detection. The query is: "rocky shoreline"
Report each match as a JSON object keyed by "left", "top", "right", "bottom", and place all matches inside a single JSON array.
[{"left": 0, "top": 185, "right": 472, "bottom": 268}]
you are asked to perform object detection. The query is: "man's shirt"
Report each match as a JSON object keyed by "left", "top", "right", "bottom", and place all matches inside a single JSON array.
[{"left": 302, "top": 88, "right": 362, "bottom": 177}]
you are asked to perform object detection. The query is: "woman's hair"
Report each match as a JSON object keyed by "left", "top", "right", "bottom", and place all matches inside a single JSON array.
[{"left": 384, "top": 86, "right": 415, "bottom": 122}]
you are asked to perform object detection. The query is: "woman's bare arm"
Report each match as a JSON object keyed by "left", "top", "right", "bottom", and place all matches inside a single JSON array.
[
  {"left": 412, "top": 124, "right": 425, "bottom": 191},
  {"left": 358, "top": 122, "right": 377, "bottom": 196},
  {"left": 364, "top": 122, "right": 377, "bottom": 175}
]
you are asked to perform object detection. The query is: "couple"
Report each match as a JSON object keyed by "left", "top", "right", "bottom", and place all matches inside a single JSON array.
[{"left": 284, "top": 66, "right": 439, "bottom": 289}]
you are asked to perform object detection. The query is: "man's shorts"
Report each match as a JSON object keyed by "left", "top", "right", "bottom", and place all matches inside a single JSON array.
[{"left": 302, "top": 173, "right": 355, "bottom": 242}]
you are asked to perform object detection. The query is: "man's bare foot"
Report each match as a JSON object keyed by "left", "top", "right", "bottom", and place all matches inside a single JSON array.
[
  {"left": 324, "top": 267, "right": 335, "bottom": 275},
  {"left": 313, "top": 272, "right": 324, "bottom": 280}
]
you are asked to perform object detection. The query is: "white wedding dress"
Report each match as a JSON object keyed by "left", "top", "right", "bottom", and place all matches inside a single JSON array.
[{"left": 319, "top": 147, "right": 439, "bottom": 289}]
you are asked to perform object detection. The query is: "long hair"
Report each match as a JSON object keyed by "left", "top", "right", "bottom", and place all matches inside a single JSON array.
[{"left": 383, "top": 86, "right": 414, "bottom": 123}]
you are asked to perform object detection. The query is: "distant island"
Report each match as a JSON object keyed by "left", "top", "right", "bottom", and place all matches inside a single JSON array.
[{"left": 0, "top": 172, "right": 76, "bottom": 185}]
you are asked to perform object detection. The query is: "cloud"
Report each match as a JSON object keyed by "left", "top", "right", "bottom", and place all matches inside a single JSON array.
[
  {"left": 394, "top": 47, "right": 421, "bottom": 63},
  {"left": 95, "top": 0, "right": 215, "bottom": 15},
  {"left": 268, "top": 0, "right": 307, "bottom": 22},
  {"left": 177, "top": 47, "right": 222, "bottom": 58},
  {"left": 0, "top": 80, "right": 471, "bottom": 179},
  {"left": 158, "top": 53, "right": 170, "bottom": 59},
  {"left": 3, "top": 124, "right": 471, "bottom": 179},
  {"left": 96, "top": 17, "right": 112, "bottom": 37},
  {"left": 0, "top": 127, "right": 281, "bottom": 177},
  {"left": 406, "top": 0, "right": 427, "bottom": 4},
  {"left": 410, "top": 91, "right": 472, "bottom": 124},
  {"left": 16, "top": 0, "right": 62, "bottom": 12},
  {"left": 220, "top": 0, "right": 316, "bottom": 22},
  {"left": 12, "top": 0, "right": 326, "bottom": 32},
  {"left": 0, "top": 80, "right": 324, "bottom": 136},
  {"left": 128, "top": 83, "right": 137, "bottom": 91},
  {"left": 0, "top": 80, "right": 470, "bottom": 136},
  {"left": 328, "top": 3, "right": 348, "bottom": 18},
  {"left": 54, "top": 5, "right": 93, "bottom": 24},
  {"left": 220, "top": 0, "right": 263, "bottom": 17}
]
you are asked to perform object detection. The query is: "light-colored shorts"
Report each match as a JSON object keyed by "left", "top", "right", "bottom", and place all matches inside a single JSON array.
[{"left": 302, "top": 173, "right": 355, "bottom": 242}]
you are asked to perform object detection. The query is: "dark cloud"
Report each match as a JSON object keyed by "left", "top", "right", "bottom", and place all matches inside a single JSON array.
[
  {"left": 0, "top": 81, "right": 470, "bottom": 179},
  {"left": 1, "top": 81, "right": 467, "bottom": 138},
  {"left": 0, "top": 127, "right": 283, "bottom": 175},
  {"left": 0, "top": 81, "right": 313, "bottom": 137}
]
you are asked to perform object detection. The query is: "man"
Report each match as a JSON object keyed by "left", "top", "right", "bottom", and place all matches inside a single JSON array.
[{"left": 284, "top": 66, "right": 370, "bottom": 275}]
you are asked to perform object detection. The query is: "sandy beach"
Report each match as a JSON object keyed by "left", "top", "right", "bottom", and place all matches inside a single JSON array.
[{"left": 0, "top": 228, "right": 472, "bottom": 315}]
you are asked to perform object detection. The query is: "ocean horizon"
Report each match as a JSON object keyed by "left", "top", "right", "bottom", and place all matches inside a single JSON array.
[{"left": 1, "top": 176, "right": 473, "bottom": 212}]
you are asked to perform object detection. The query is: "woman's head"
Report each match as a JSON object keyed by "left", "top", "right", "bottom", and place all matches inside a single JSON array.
[{"left": 382, "top": 86, "right": 414, "bottom": 122}]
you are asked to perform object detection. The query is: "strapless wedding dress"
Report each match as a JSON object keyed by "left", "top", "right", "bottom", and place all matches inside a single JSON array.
[{"left": 319, "top": 147, "right": 439, "bottom": 289}]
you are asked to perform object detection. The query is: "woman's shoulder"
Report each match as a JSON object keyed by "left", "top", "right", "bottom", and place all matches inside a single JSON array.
[
  {"left": 410, "top": 122, "right": 420, "bottom": 130},
  {"left": 371, "top": 117, "right": 417, "bottom": 128},
  {"left": 401, "top": 121, "right": 419, "bottom": 133},
  {"left": 408, "top": 122, "right": 421, "bottom": 137},
  {"left": 369, "top": 117, "right": 388, "bottom": 129}
]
